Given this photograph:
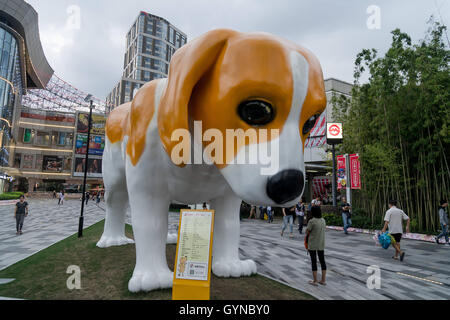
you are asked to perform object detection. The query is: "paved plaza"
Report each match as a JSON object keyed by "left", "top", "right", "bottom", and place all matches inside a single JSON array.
[
  {"left": 0, "top": 198, "right": 107, "bottom": 271},
  {"left": 1, "top": 198, "right": 450, "bottom": 300},
  {"left": 239, "top": 218, "right": 450, "bottom": 300}
]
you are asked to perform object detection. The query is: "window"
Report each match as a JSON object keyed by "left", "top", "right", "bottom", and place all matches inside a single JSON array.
[
  {"left": 22, "top": 154, "right": 34, "bottom": 169},
  {"left": 143, "top": 57, "right": 151, "bottom": 68},
  {"left": 161, "top": 21, "right": 168, "bottom": 41},
  {"left": 35, "top": 155, "right": 43, "bottom": 170},
  {"left": 142, "top": 71, "right": 151, "bottom": 81},
  {"left": 169, "top": 28, "right": 174, "bottom": 44},
  {"left": 146, "top": 18, "right": 154, "bottom": 34},
  {"left": 143, "top": 37, "right": 153, "bottom": 54},
  {"left": 57, "top": 132, "right": 73, "bottom": 146},
  {"left": 35, "top": 131, "right": 51, "bottom": 146},
  {"left": 23, "top": 128, "right": 32, "bottom": 143},
  {"left": 13, "top": 153, "right": 21, "bottom": 168}
]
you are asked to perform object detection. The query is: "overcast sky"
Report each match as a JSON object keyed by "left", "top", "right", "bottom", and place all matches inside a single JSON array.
[{"left": 26, "top": 0, "right": 449, "bottom": 100}]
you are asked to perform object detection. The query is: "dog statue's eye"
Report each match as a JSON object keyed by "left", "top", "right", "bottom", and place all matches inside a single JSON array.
[
  {"left": 302, "top": 114, "right": 319, "bottom": 135},
  {"left": 238, "top": 100, "right": 274, "bottom": 126}
]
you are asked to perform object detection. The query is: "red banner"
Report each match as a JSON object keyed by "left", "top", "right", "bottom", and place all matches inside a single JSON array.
[
  {"left": 350, "top": 154, "right": 361, "bottom": 189},
  {"left": 337, "top": 155, "right": 346, "bottom": 190},
  {"left": 21, "top": 112, "right": 75, "bottom": 123}
]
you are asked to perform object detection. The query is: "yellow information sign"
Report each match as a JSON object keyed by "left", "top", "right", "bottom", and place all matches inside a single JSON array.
[{"left": 172, "top": 209, "right": 214, "bottom": 300}]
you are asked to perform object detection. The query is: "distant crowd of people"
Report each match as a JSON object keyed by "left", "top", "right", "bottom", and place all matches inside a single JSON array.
[{"left": 52, "top": 189, "right": 104, "bottom": 206}]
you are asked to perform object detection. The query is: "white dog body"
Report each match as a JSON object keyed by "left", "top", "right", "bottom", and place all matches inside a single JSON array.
[{"left": 97, "top": 29, "right": 326, "bottom": 292}]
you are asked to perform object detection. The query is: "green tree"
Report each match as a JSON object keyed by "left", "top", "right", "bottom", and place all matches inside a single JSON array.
[{"left": 332, "top": 18, "right": 450, "bottom": 233}]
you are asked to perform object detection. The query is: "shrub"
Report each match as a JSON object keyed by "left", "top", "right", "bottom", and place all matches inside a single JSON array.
[
  {"left": 351, "top": 215, "right": 374, "bottom": 229},
  {"left": 323, "top": 213, "right": 342, "bottom": 226},
  {"left": 323, "top": 210, "right": 384, "bottom": 230},
  {"left": 352, "top": 208, "right": 368, "bottom": 217},
  {"left": 0, "top": 192, "right": 24, "bottom": 201}
]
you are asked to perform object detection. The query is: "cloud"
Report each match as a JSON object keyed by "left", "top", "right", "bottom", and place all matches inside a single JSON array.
[{"left": 26, "top": 0, "right": 449, "bottom": 100}]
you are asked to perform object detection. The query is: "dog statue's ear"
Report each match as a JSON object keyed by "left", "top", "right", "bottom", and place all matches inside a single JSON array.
[{"left": 158, "top": 29, "right": 238, "bottom": 165}]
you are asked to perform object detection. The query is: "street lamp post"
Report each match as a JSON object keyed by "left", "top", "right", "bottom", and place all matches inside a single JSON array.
[
  {"left": 78, "top": 96, "right": 94, "bottom": 238},
  {"left": 326, "top": 123, "right": 343, "bottom": 209},
  {"left": 331, "top": 144, "right": 337, "bottom": 207}
]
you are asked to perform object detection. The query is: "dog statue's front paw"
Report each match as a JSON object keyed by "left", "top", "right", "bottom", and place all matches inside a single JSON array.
[
  {"left": 96, "top": 235, "right": 134, "bottom": 248},
  {"left": 212, "top": 259, "right": 257, "bottom": 277},
  {"left": 128, "top": 268, "right": 173, "bottom": 292}
]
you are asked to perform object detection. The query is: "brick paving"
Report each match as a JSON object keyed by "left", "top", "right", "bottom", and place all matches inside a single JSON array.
[
  {"left": 238, "top": 217, "right": 450, "bottom": 300},
  {"left": 1, "top": 199, "right": 449, "bottom": 300}
]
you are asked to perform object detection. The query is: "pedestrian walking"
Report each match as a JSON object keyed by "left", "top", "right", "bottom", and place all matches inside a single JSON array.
[
  {"left": 15, "top": 195, "right": 29, "bottom": 235},
  {"left": 60, "top": 191, "right": 65, "bottom": 205},
  {"left": 85, "top": 191, "right": 90, "bottom": 205},
  {"left": 306, "top": 206, "right": 327, "bottom": 286},
  {"left": 248, "top": 205, "right": 256, "bottom": 219},
  {"left": 296, "top": 197, "right": 306, "bottom": 234},
  {"left": 57, "top": 191, "right": 62, "bottom": 205},
  {"left": 96, "top": 192, "right": 101, "bottom": 205},
  {"left": 281, "top": 206, "right": 295, "bottom": 238},
  {"left": 267, "top": 206, "right": 273, "bottom": 223},
  {"left": 381, "top": 200, "right": 410, "bottom": 261},
  {"left": 311, "top": 196, "right": 321, "bottom": 209},
  {"left": 259, "top": 206, "right": 265, "bottom": 220},
  {"left": 53, "top": 190, "right": 57, "bottom": 199},
  {"left": 341, "top": 197, "right": 352, "bottom": 235},
  {"left": 435, "top": 199, "right": 449, "bottom": 245}
]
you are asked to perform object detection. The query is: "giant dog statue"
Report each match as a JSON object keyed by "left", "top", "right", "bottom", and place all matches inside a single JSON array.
[{"left": 97, "top": 29, "right": 326, "bottom": 292}]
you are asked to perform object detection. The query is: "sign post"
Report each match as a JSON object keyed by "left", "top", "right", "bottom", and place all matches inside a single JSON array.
[
  {"left": 345, "top": 154, "right": 351, "bottom": 206},
  {"left": 349, "top": 154, "right": 361, "bottom": 190},
  {"left": 326, "top": 123, "right": 343, "bottom": 208},
  {"left": 173, "top": 209, "right": 215, "bottom": 300}
]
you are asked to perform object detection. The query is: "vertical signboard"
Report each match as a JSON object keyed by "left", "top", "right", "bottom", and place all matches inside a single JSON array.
[
  {"left": 173, "top": 209, "right": 214, "bottom": 300},
  {"left": 73, "top": 111, "right": 106, "bottom": 179},
  {"left": 350, "top": 154, "right": 361, "bottom": 189},
  {"left": 337, "top": 155, "right": 346, "bottom": 190}
]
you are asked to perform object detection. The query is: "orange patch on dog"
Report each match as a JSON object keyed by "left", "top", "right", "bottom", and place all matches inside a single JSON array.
[
  {"left": 105, "top": 80, "right": 161, "bottom": 166},
  {"left": 189, "top": 33, "right": 294, "bottom": 168},
  {"left": 126, "top": 80, "right": 160, "bottom": 165},
  {"left": 157, "top": 29, "right": 326, "bottom": 167},
  {"left": 105, "top": 102, "right": 131, "bottom": 144}
]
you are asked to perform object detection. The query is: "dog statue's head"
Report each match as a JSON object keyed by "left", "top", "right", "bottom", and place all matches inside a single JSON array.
[{"left": 159, "top": 29, "right": 326, "bottom": 207}]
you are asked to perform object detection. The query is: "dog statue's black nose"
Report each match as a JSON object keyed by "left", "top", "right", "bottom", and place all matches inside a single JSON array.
[{"left": 266, "top": 169, "right": 304, "bottom": 204}]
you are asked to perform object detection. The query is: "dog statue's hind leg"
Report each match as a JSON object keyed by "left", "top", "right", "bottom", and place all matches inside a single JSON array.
[{"left": 96, "top": 140, "right": 134, "bottom": 248}]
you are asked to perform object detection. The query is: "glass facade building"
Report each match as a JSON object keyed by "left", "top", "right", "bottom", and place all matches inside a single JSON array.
[
  {"left": 0, "top": 26, "right": 21, "bottom": 166},
  {"left": 106, "top": 12, "right": 187, "bottom": 109},
  {"left": 0, "top": 0, "right": 54, "bottom": 191}
]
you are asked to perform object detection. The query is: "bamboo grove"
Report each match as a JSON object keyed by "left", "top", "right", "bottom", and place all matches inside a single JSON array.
[{"left": 331, "top": 20, "right": 449, "bottom": 233}]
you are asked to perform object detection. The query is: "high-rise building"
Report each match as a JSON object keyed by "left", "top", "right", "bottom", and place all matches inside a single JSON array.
[{"left": 106, "top": 11, "right": 187, "bottom": 110}]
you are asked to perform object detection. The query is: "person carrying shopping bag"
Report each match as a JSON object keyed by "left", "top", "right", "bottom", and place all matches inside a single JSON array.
[{"left": 381, "top": 200, "right": 410, "bottom": 261}]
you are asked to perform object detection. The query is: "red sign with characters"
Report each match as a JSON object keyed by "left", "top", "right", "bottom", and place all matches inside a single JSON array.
[{"left": 349, "top": 154, "right": 361, "bottom": 189}]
